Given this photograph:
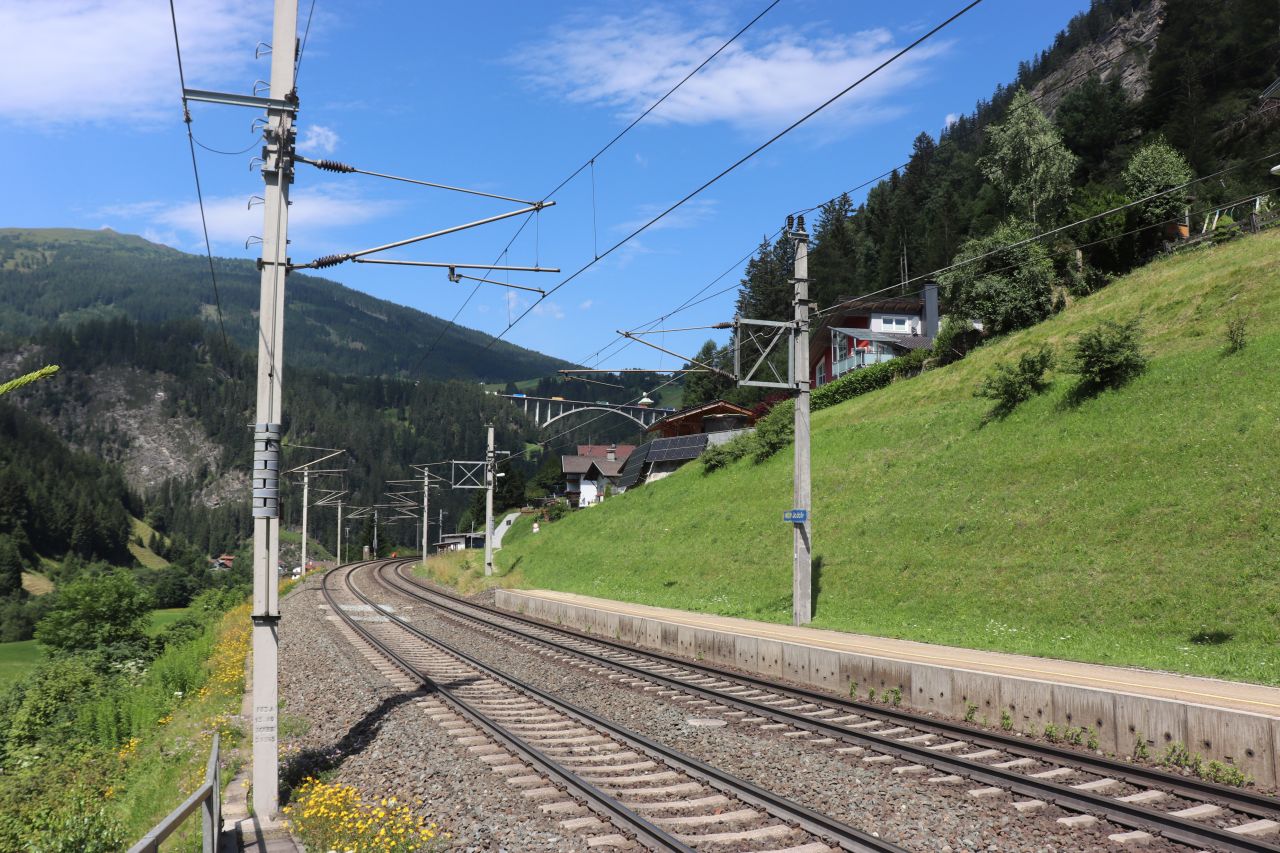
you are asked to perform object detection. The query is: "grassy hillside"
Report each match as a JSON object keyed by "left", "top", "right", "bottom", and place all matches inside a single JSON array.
[
  {"left": 497, "top": 232, "right": 1280, "bottom": 685},
  {"left": 0, "top": 228, "right": 573, "bottom": 382}
]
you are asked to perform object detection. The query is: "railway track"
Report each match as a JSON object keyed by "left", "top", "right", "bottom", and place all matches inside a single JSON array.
[
  {"left": 374, "top": 560, "right": 1280, "bottom": 853},
  {"left": 322, "top": 559, "right": 907, "bottom": 853}
]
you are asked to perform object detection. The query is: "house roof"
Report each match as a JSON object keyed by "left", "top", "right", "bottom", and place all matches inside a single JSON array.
[
  {"left": 646, "top": 400, "right": 754, "bottom": 434},
  {"left": 616, "top": 442, "right": 652, "bottom": 489},
  {"left": 575, "top": 444, "right": 637, "bottom": 461},
  {"left": 562, "top": 455, "right": 625, "bottom": 477}
]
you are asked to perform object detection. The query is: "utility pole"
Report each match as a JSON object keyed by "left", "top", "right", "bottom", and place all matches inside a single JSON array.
[
  {"left": 249, "top": 0, "right": 298, "bottom": 822},
  {"left": 484, "top": 424, "right": 496, "bottom": 576},
  {"left": 336, "top": 501, "right": 343, "bottom": 565},
  {"left": 790, "top": 215, "right": 812, "bottom": 626},
  {"left": 300, "top": 468, "right": 309, "bottom": 572}
]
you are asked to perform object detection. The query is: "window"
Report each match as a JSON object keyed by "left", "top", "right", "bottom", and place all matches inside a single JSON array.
[
  {"left": 816, "top": 361, "right": 827, "bottom": 386},
  {"left": 834, "top": 332, "right": 849, "bottom": 361}
]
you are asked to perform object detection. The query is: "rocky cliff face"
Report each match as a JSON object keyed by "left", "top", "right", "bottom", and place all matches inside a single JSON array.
[
  {"left": 0, "top": 347, "right": 235, "bottom": 503},
  {"left": 1031, "top": 0, "right": 1165, "bottom": 118}
]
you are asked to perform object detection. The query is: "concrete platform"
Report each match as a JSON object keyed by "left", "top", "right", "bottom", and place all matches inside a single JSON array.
[{"left": 496, "top": 589, "right": 1280, "bottom": 787}]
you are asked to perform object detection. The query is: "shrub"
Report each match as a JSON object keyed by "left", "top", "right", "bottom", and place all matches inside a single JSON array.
[
  {"left": 1071, "top": 318, "right": 1147, "bottom": 393},
  {"left": 751, "top": 398, "right": 795, "bottom": 463},
  {"left": 976, "top": 345, "right": 1054, "bottom": 419},
  {"left": 938, "top": 219, "right": 1057, "bottom": 335},
  {"left": 543, "top": 500, "right": 568, "bottom": 523},
  {"left": 931, "top": 316, "right": 982, "bottom": 365},
  {"left": 701, "top": 436, "right": 753, "bottom": 473},
  {"left": 1225, "top": 310, "right": 1248, "bottom": 354}
]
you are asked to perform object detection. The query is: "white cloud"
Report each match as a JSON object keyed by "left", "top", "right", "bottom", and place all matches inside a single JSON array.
[
  {"left": 0, "top": 0, "right": 269, "bottom": 126},
  {"left": 520, "top": 8, "right": 948, "bottom": 130},
  {"left": 532, "top": 301, "right": 565, "bottom": 320},
  {"left": 944, "top": 112, "right": 960, "bottom": 129},
  {"left": 99, "top": 185, "right": 397, "bottom": 249},
  {"left": 298, "top": 124, "right": 340, "bottom": 155},
  {"left": 614, "top": 197, "right": 718, "bottom": 234},
  {"left": 579, "top": 299, "right": 593, "bottom": 310}
]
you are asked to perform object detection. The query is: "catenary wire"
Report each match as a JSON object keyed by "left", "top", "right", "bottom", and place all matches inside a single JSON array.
[
  {"left": 401, "top": 0, "right": 786, "bottom": 378},
  {"left": 295, "top": 0, "right": 317, "bottom": 79},
  {"left": 485, "top": 0, "right": 986, "bottom": 352},
  {"left": 581, "top": 32, "right": 1280, "bottom": 370},
  {"left": 168, "top": 0, "right": 235, "bottom": 371}
]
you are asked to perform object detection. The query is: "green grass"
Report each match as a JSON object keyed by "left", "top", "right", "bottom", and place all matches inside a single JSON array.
[
  {"left": 498, "top": 232, "right": 1280, "bottom": 685},
  {"left": 149, "top": 608, "right": 191, "bottom": 635},
  {"left": 0, "top": 640, "right": 42, "bottom": 691},
  {"left": 129, "top": 517, "right": 169, "bottom": 569}
]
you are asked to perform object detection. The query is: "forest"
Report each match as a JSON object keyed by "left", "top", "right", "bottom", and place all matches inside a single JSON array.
[{"left": 682, "top": 0, "right": 1280, "bottom": 408}]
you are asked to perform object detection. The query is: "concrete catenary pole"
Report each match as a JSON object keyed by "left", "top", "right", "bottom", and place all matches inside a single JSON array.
[
  {"left": 484, "top": 424, "right": 495, "bottom": 576},
  {"left": 249, "top": 0, "right": 297, "bottom": 821},
  {"left": 299, "top": 468, "right": 309, "bottom": 573},
  {"left": 790, "top": 215, "right": 812, "bottom": 626},
  {"left": 421, "top": 470, "right": 430, "bottom": 559},
  {"left": 336, "top": 501, "right": 343, "bottom": 565}
]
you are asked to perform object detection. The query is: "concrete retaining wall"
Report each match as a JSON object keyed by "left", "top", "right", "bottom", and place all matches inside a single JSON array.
[{"left": 496, "top": 590, "right": 1278, "bottom": 787}]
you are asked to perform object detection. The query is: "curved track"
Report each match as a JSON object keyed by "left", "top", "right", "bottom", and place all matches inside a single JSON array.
[
  {"left": 378, "top": 561, "right": 1280, "bottom": 853},
  {"left": 323, "top": 560, "right": 908, "bottom": 853}
]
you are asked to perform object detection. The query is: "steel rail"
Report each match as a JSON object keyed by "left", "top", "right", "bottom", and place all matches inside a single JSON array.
[
  {"left": 338, "top": 560, "right": 906, "bottom": 853},
  {"left": 321, "top": 561, "right": 692, "bottom": 853},
  {"left": 383, "top": 563, "right": 1280, "bottom": 853}
]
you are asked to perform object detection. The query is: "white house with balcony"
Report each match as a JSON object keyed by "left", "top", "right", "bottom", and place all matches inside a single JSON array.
[{"left": 809, "top": 285, "right": 939, "bottom": 388}]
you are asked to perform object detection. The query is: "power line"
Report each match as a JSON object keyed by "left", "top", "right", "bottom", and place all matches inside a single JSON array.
[
  {"left": 405, "top": 0, "right": 786, "bottom": 377},
  {"left": 296, "top": 0, "right": 317, "bottom": 78},
  {"left": 540, "top": 0, "right": 785, "bottom": 203},
  {"left": 168, "top": 0, "right": 234, "bottom": 371},
  {"left": 581, "top": 29, "right": 1280, "bottom": 371},
  {"left": 489, "top": 0, "right": 985, "bottom": 353}
]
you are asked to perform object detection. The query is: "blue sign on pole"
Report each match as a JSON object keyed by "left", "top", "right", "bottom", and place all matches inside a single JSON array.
[{"left": 784, "top": 509, "right": 808, "bottom": 523}]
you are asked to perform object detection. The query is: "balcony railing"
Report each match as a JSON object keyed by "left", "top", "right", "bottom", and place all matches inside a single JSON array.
[{"left": 832, "top": 350, "right": 896, "bottom": 379}]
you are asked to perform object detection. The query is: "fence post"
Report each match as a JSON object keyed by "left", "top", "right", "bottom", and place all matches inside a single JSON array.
[{"left": 203, "top": 733, "right": 221, "bottom": 853}]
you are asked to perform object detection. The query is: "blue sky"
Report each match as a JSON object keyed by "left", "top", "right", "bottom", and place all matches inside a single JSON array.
[{"left": 1, "top": 0, "right": 1091, "bottom": 372}]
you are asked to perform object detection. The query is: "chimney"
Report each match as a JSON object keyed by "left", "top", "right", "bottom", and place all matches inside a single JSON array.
[
  {"left": 606, "top": 444, "right": 617, "bottom": 462},
  {"left": 923, "top": 280, "right": 939, "bottom": 340}
]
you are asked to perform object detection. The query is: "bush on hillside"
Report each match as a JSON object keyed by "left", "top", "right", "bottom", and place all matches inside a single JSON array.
[
  {"left": 931, "top": 316, "right": 982, "bottom": 365},
  {"left": 976, "top": 346, "right": 1055, "bottom": 419},
  {"left": 938, "top": 219, "right": 1057, "bottom": 335},
  {"left": 701, "top": 436, "right": 753, "bottom": 474},
  {"left": 35, "top": 570, "right": 153, "bottom": 661},
  {"left": 1071, "top": 318, "right": 1147, "bottom": 394},
  {"left": 733, "top": 353, "right": 933, "bottom": 467}
]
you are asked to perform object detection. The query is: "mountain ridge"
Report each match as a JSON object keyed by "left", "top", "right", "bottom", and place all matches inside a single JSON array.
[{"left": 0, "top": 227, "right": 574, "bottom": 382}]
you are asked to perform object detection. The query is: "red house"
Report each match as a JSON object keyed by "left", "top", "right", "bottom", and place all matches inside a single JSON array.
[{"left": 809, "top": 283, "right": 938, "bottom": 388}]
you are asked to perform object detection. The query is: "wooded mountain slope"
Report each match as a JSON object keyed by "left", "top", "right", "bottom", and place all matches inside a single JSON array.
[{"left": 0, "top": 228, "right": 573, "bottom": 382}]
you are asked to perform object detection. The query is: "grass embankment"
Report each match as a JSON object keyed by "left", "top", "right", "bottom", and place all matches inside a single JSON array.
[
  {"left": 0, "top": 599, "right": 253, "bottom": 850},
  {"left": 496, "top": 232, "right": 1280, "bottom": 685}
]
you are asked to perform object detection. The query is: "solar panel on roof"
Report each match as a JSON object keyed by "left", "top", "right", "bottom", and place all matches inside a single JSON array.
[
  {"left": 646, "top": 433, "right": 708, "bottom": 462},
  {"left": 616, "top": 441, "right": 652, "bottom": 489}
]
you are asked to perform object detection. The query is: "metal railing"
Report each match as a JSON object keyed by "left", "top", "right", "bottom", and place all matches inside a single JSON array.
[
  {"left": 832, "top": 350, "right": 897, "bottom": 378},
  {"left": 127, "top": 733, "right": 221, "bottom": 853}
]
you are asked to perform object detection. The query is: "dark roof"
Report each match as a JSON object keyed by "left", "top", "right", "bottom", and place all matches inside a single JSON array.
[
  {"left": 890, "top": 334, "right": 933, "bottom": 350},
  {"left": 586, "top": 459, "right": 624, "bottom": 478},
  {"left": 827, "top": 296, "right": 924, "bottom": 314},
  {"left": 617, "top": 442, "right": 652, "bottom": 489},
  {"left": 647, "top": 433, "right": 708, "bottom": 463},
  {"left": 561, "top": 455, "right": 595, "bottom": 474},
  {"left": 646, "top": 400, "right": 755, "bottom": 433},
  {"left": 575, "top": 444, "right": 637, "bottom": 461}
]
